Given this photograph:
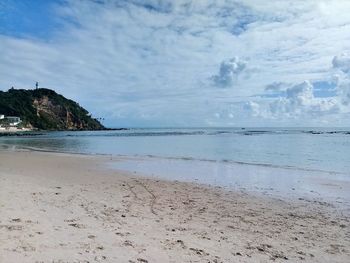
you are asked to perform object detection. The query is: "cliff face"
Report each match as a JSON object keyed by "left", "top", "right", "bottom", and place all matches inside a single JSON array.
[{"left": 0, "top": 88, "right": 105, "bottom": 130}]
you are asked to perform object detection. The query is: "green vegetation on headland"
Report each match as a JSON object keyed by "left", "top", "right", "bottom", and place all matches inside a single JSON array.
[{"left": 0, "top": 88, "right": 105, "bottom": 130}]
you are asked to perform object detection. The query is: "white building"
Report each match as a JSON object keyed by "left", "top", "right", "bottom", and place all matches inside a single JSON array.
[
  {"left": 6, "top": 116, "right": 22, "bottom": 126},
  {"left": 0, "top": 115, "right": 22, "bottom": 127}
]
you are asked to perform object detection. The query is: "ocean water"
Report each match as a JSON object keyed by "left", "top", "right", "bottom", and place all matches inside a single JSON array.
[
  {"left": 1, "top": 128, "right": 350, "bottom": 201},
  {"left": 1, "top": 128, "right": 350, "bottom": 173}
]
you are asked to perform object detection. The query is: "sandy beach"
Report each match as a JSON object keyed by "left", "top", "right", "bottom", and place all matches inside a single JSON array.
[
  {"left": 0, "top": 150, "right": 349, "bottom": 263},
  {"left": 0, "top": 127, "right": 33, "bottom": 133}
]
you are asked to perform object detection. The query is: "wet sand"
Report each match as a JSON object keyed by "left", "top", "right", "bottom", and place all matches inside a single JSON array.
[{"left": 0, "top": 150, "right": 349, "bottom": 262}]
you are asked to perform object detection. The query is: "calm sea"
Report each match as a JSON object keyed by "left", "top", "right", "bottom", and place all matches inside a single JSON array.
[
  {"left": 1, "top": 127, "right": 349, "bottom": 173},
  {"left": 1, "top": 128, "right": 350, "bottom": 201}
]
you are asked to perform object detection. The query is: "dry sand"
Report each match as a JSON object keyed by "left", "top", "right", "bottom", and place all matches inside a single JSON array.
[{"left": 0, "top": 150, "right": 349, "bottom": 263}]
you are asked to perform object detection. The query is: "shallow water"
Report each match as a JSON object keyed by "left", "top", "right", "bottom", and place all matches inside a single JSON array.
[
  {"left": 1, "top": 127, "right": 350, "bottom": 203},
  {"left": 1, "top": 127, "right": 350, "bottom": 174},
  {"left": 112, "top": 156, "right": 350, "bottom": 203}
]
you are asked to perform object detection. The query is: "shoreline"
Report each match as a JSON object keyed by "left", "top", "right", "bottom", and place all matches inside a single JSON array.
[
  {"left": 111, "top": 156, "right": 350, "bottom": 207},
  {"left": 2, "top": 146, "right": 350, "bottom": 211},
  {"left": 0, "top": 150, "right": 349, "bottom": 262},
  {"left": 3, "top": 145, "right": 350, "bottom": 201},
  {"left": 4, "top": 143, "right": 349, "bottom": 175},
  {"left": 0, "top": 127, "right": 34, "bottom": 133},
  {"left": 2, "top": 144, "right": 350, "bottom": 210}
]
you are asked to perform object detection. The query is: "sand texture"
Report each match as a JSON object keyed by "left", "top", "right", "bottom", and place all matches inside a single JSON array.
[{"left": 0, "top": 150, "right": 349, "bottom": 263}]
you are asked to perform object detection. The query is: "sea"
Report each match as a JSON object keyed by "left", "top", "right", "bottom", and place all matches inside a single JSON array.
[{"left": 1, "top": 127, "right": 350, "bottom": 202}]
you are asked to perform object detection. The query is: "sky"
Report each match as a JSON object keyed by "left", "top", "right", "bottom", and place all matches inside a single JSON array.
[{"left": 1, "top": 0, "right": 350, "bottom": 127}]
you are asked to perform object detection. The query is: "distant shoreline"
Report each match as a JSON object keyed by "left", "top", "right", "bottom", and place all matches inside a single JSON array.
[
  {"left": 0, "top": 127, "right": 128, "bottom": 136},
  {"left": 0, "top": 127, "right": 33, "bottom": 133}
]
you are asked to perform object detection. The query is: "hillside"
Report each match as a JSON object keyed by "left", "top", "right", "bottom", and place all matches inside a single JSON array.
[{"left": 0, "top": 88, "right": 105, "bottom": 130}]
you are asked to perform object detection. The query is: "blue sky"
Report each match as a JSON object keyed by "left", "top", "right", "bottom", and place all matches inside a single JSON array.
[
  {"left": 1, "top": 0, "right": 350, "bottom": 127},
  {"left": 0, "top": 0, "right": 63, "bottom": 39}
]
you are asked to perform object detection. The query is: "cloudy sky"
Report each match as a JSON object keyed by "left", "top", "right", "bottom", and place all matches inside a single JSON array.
[{"left": 1, "top": 0, "right": 350, "bottom": 127}]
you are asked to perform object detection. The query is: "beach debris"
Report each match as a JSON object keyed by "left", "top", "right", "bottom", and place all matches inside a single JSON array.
[
  {"left": 68, "top": 223, "right": 85, "bottom": 228},
  {"left": 0, "top": 225, "right": 23, "bottom": 231},
  {"left": 189, "top": 247, "right": 209, "bottom": 256},
  {"left": 95, "top": 255, "right": 107, "bottom": 261},
  {"left": 123, "top": 240, "right": 134, "bottom": 247}
]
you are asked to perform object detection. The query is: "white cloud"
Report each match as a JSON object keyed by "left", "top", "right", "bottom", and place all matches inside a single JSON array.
[
  {"left": 212, "top": 57, "right": 247, "bottom": 88},
  {"left": 332, "top": 54, "right": 350, "bottom": 106},
  {"left": 285, "top": 81, "right": 313, "bottom": 104},
  {"left": 1, "top": 0, "right": 350, "bottom": 126},
  {"left": 265, "top": 82, "right": 289, "bottom": 93},
  {"left": 244, "top": 61, "right": 349, "bottom": 124},
  {"left": 336, "top": 77, "right": 350, "bottom": 106},
  {"left": 332, "top": 54, "right": 350, "bottom": 73},
  {"left": 243, "top": 101, "right": 260, "bottom": 117}
]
